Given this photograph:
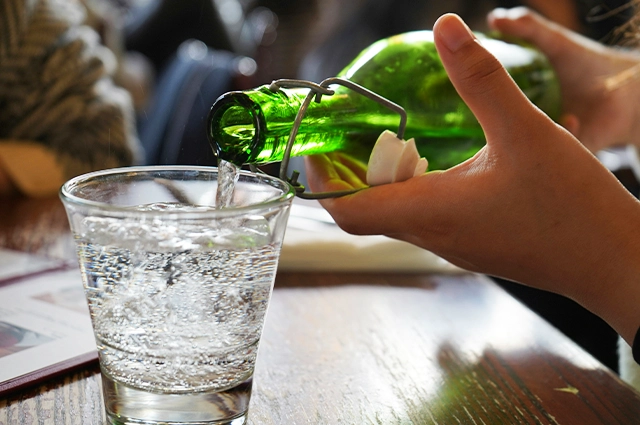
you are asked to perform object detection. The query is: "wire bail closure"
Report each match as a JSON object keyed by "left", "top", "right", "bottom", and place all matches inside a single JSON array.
[{"left": 249, "top": 77, "right": 407, "bottom": 199}]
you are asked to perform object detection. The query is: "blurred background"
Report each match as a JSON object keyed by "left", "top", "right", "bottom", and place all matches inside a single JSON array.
[{"left": 90, "top": 0, "right": 635, "bottom": 372}]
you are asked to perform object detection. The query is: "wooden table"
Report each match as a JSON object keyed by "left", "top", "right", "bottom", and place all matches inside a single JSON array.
[{"left": 1, "top": 193, "right": 639, "bottom": 424}]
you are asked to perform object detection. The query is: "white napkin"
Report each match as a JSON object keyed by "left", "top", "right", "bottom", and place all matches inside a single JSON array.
[{"left": 279, "top": 200, "right": 463, "bottom": 273}]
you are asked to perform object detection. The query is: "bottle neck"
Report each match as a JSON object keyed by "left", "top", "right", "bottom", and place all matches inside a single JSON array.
[
  {"left": 207, "top": 90, "right": 267, "bottom": 165},
  {"left": 208, "top": 85, "right": 368, "bottom": 165}
]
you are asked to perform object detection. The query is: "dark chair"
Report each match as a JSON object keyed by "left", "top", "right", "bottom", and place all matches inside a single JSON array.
[{"left": 138, "top": 40, "right": 244, "bottom": 166}]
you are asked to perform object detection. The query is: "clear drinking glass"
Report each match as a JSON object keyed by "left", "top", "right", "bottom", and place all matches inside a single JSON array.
[{"left": 60, "top": 166, "right": 294, "bottom": 425}]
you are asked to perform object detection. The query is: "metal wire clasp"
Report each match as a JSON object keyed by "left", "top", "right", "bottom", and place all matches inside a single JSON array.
[{"left": 251, "top": 77, "right": 407, "bottom": 199}]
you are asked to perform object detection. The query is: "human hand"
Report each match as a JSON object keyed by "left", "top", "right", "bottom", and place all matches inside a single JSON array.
[
  {"left": 488, "top": 7, "right": 640, "bottom": 152},
  {"left": 305, "top": 14, "right": 640, "bottom": 344}
]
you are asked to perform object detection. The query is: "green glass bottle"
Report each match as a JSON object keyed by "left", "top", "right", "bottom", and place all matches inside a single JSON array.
[{"left": 208, "top": 31, "right": 560, "bottom": 170}]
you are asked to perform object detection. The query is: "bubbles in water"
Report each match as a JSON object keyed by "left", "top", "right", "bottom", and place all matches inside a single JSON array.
[{"left": 77, "top": 203, "right": 280, "bottom": 393}]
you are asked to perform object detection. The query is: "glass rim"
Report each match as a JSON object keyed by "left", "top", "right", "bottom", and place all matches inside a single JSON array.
[{"left": 59, "top": 165, "right": 295, "bottom": 216}]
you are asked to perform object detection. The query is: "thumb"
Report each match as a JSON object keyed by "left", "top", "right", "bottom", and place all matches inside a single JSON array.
[{"left": 433, "top": 14, "right": 548, "bottom": 143}]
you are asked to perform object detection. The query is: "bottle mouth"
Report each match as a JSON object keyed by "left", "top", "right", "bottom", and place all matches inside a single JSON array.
[{"left": 207, "top": 92, "right": 263, "bottom": 165}]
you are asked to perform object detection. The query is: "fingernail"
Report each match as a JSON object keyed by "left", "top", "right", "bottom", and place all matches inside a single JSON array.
[
  {"left": 490, "top": 6, "right": 529, "bottom": 20},
  {"left": 436, "top": 14, "right": 475, "bottom": 52},
  {"left": 490, "top": 8, "right": 508, "bottom": 19}
]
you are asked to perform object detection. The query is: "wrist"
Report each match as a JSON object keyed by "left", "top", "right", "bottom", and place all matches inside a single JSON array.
[
  {"left": 579, "top": 202, "right": 640, "bottom": 345},
  {"left": 605, "top": 249, "right": 640, "bottom": 346}
]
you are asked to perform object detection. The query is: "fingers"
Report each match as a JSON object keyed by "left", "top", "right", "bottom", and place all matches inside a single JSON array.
[
  {"left": 328, "top": 152, "right": 368, "bottom": 184},
  {"left": 331, "top": 159, "right": 368, "bottom": 189},
  {"left": 304, "top": 153, "right": 367, "bottom": 195},
  {"left": 433, "top": 14, "right": 547, "bottom": 144},
  {"left": 304, "top": 153, "right": 426, "bottom": 237},
  {"left": 304, "top": 154, "right": 354, "bottom": 193},
  {"left": 487, "top": 7, "right": 583, "bottom": 63}
]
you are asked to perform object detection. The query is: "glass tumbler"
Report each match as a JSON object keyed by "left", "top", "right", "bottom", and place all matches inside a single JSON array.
[{"left": 60, "top": 166, "right": 293, "bottom": 425}]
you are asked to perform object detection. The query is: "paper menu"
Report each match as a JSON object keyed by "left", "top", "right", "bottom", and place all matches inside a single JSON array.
[
  {"left": 0, "top": 248, "right": 66, "bottom": 284},
  {"left": 0, "top": 268, "right": 96, "bottom": 395}
]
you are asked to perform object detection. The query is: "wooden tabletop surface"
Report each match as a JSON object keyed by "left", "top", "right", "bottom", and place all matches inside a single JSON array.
[{"left": 1, "top": 193, "right": 639, "bottom": 424}]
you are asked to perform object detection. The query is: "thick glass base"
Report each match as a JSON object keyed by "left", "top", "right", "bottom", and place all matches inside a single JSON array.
[{"left": 102, "top": 373, "right": 252, "bottom": 425}]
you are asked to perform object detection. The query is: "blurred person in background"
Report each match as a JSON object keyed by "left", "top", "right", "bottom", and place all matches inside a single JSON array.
[
  {"left": 0, "top": 0, "right": 145, "bottom": 197},
  {"left": 298, "top": 0, "right": 632, "bottom": 81}
]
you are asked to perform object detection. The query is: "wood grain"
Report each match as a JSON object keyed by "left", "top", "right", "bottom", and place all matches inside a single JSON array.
[
  {"left": 250, "top": 277, "right": 640, "bottom": 424},
  {"left": 2, "top": 272, "right": 640, "bottom": 424},
  {"left": 0, "top": 367, "right": 103, "bottom": 425},
  {"left": 2, "top": 193, "right": 640, "bottom": 424}
]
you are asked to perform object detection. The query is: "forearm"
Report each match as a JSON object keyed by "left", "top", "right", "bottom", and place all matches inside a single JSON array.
[{"left": 0, "top": 141, "right": 66, "bottom": 197}]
